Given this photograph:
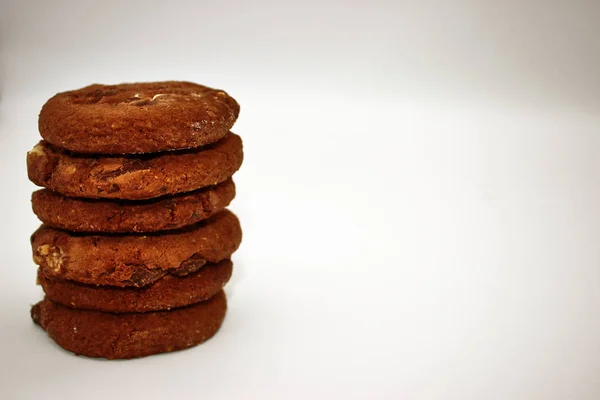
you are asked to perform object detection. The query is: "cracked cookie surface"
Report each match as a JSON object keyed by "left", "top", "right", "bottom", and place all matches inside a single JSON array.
[
  {"left": 39, "top": 81, "right": 239, "bottom": 154},
  {"left": 31, "top": 291, "right": 227, "bottom": 359},
  {"left": 31, "top": 210, "right": 242, "bottom": 287},
  {"left": 27, "top": 133, "right": 243, "bottom": 200},
  {"left": 32, "top": 179, "right": 235, "bottom": 233}
]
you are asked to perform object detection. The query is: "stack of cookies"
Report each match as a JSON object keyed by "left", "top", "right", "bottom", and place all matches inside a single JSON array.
[{"left": 26, "top": 82, "right": 243, "bottom": 359}]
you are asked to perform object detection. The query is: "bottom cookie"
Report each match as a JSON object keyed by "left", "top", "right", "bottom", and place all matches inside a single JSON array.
[{"left": 31, "top": 291, "right": 227, "bottom": 359}]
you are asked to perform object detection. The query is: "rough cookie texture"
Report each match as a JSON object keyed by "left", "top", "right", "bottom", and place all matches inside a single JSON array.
[
  {"left": 39, "top": 81, "right": 239, "bottom": 154},
  {"left": 32, "top": 179, "right": 235, "bottom": 233},
  {"left": 27, "top": 133, "right": 243, "bottom": 200},
  {"left": 31, "top": 210, "right": 242, "bottom": 287},
  {"left": 38, "top": 260, "right": 232, "bottom": 313},
  {"left": 31, "top": 291, "right": 227, "bottom": 359}
]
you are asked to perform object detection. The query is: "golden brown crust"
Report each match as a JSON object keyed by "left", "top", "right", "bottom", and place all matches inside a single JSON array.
[
  {"left": 38, "top": 260, "right": 232, "bottom": 313},
  {"left": 31, "top": 210, "right": 242, "bottom": 287},
  {"left": 27, "top": 133, "right": 243, "bottom": 200},
  {"left": 39, "top": 81, "right": 239, "bottom": 154},
  {"left": 31, "top": 291, "right": 227, "bottom": 359},
  {"left": 31, "top": 179, "right": 235, "bottom": 233}
]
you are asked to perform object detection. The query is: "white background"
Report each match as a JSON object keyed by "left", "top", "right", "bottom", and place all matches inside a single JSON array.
[{"left": 1, "top": 0, "right": 599, "bottom": 399}]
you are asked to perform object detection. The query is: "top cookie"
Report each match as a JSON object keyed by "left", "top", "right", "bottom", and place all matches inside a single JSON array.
[{"left": 39, "top": 81, "right": 240, "bottom": 154}]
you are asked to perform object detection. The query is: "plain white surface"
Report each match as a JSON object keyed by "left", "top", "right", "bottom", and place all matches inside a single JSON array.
[{"left": 1, "top": 1, "right": 599, "bottom": 399}]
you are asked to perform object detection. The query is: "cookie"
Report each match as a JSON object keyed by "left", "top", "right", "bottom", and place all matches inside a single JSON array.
[
  {"left": 38, "top": 260, "right": 232, "bottom": 313},
  {"left": 32, "top": 179, "right": 235, "bottom": 233},
  {"left": 39, "top": 81, "right": 240, "bottom": 154},
  {"left": 27, "top": 133, "right": 243, "bottom": 200},
  {"left": 31, "top": 291, "right": 227, "bottom": 359},
  {"left": 32, "top": 210, "right": 242, "bottom": 287}
]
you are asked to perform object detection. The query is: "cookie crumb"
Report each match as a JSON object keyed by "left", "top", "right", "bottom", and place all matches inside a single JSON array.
[{"left": 28, "top": 144, "right": 45, "bottom": 156}]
